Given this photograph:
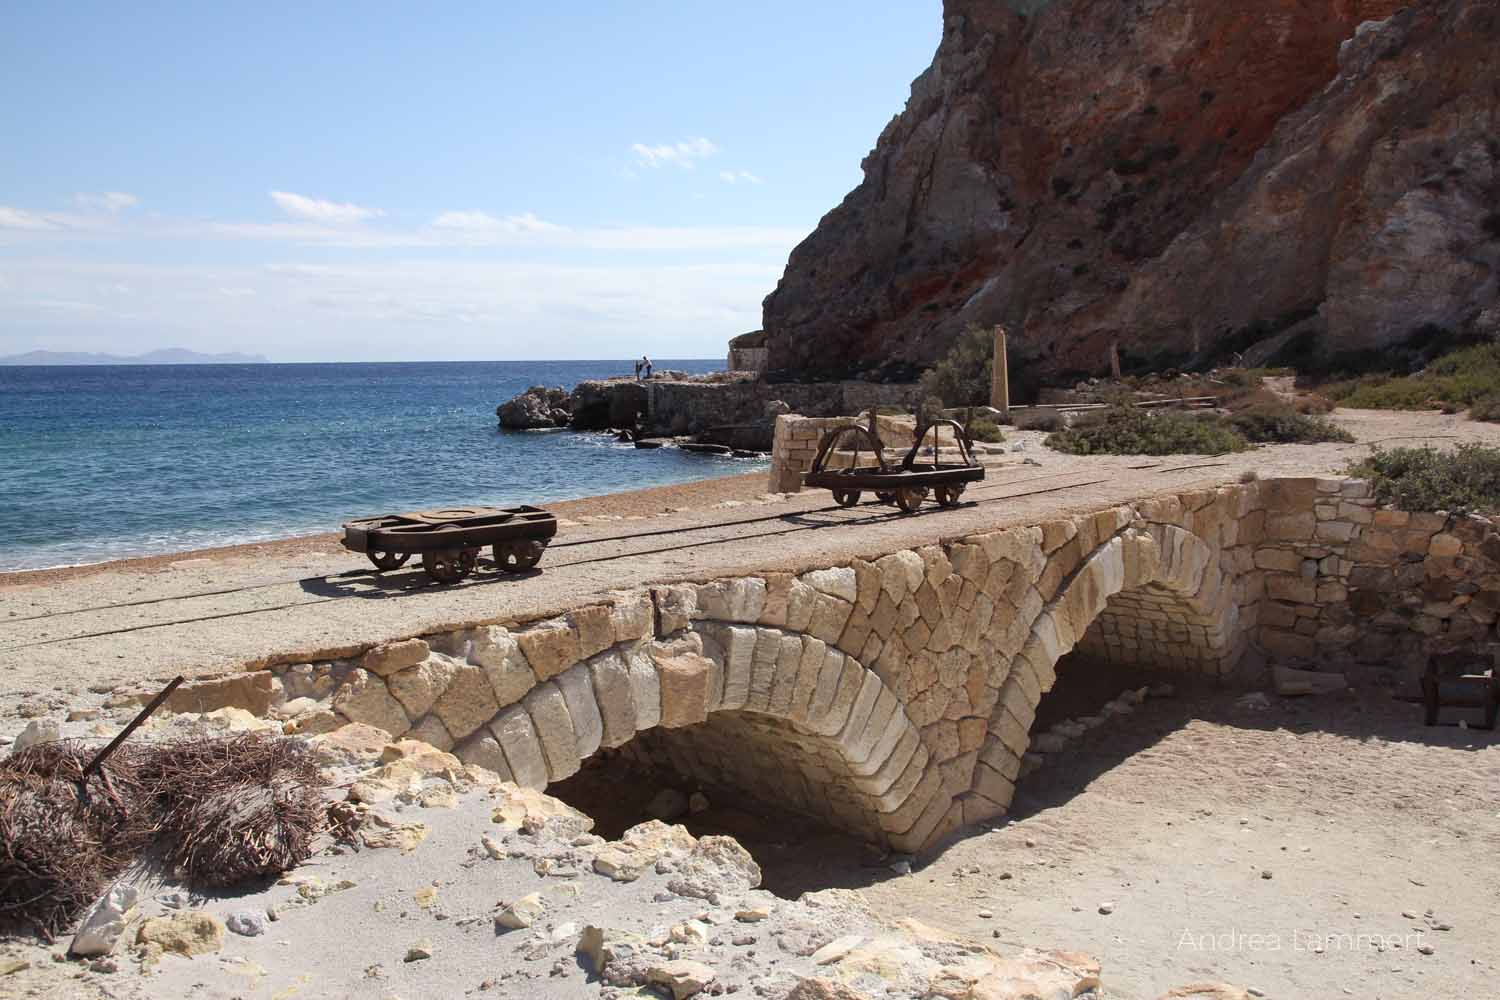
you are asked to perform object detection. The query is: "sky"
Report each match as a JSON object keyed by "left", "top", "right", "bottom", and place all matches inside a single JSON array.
[{"left": 0, "top": 2, "right": 941, "bottom": 362}]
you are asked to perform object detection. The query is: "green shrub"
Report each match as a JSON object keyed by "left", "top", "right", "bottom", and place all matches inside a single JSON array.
[
  {"left": 1350, "top": 444, "right": 1500, "bottom": 514},
  {"left": 1015, "top": 408, "right": 1064, "bottom": 432},
  {"left": 969, "top": 419, "right": 1004, "bottom": 444},
  {"left": 1469, "top": 393, "right": 1500, "bottom": 422},
  {"left": 1226, "top": 402, "right": 1353, "bottom": 444},
  {"left": 1046, "top": 406, "right": 1250, "bottom": 456},
  {"left": 1324, "top": 343, "right": 1500, "bottom": 410},
  {"left": 919, "top": 324, "right": 993, "bottom": 407}
]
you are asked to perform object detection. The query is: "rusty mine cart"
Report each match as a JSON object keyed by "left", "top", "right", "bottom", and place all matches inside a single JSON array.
[
  {"left": 341, "top": 505, "right": 558, "bottom": 584},
  {"left": 803, "top": 411, "right": 986, "bottom": 513}
]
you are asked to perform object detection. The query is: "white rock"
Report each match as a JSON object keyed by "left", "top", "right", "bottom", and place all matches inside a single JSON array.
[
  {"left": 70, "top": 885, "right": 139, "bottom": 957},
  {"left": 226, "top": 910, "right": 267, "bottom": 937},
  {"left": 12, "top": 719, "right": 61, "bottom": 754},
  {"left": 495, "top": 893, "right": 546, "bottom": 930}
]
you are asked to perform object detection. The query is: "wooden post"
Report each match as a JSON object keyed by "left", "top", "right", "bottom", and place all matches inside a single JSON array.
[
  {"left": 990, "top": 325, "right": 1010, "bottom": 418},
  {"left": 1109, "top": 340, "right": 1122, "bottom": 380}
]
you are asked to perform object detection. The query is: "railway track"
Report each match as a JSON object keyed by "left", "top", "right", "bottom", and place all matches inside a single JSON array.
[{"left": 0, "top": 461, "right": 1224, "bottom": 654}]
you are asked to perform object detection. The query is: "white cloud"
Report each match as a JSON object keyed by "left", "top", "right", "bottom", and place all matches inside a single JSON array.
[
  {"left": 0, "top": 206, "right": 61, "bottom": 231},
  {"left": 75, "top": 192, "right": 140, "bottom": 213},
  {"left": 431, "top": 210, "right": 566, "bottom": 234},
  {"left": 0, "top": 257, "right": 783, "bottom": 361},
  {"left": 631, "top": 137, "right": 719, "bottom": 169},
  {"left": 719, "top": 170, "right": 763, "bottom": 185},
  {"left": 269, "top": 190, "right": 382, "bottom": 224}
]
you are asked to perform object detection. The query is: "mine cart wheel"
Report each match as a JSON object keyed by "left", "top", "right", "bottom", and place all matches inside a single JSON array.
[
  {"left": 934, "top": 484, "right": 967, "bottom": 508},
  {"left": 876, "top": 491, "right": 896, "bottom": 505},
  {"left": 832, "top": 489, "right": 861, "bottom": 508},
  {"left": 493, "top": 539, "right": 546, "bottom": 573},
  {"left": 367, "top": 549, "right": 411, "bottom": 571},
  {"left": 423, "top": 546, "right": 479, "bottom": 584},
  {"left": 894, "top": 487, "right": 928, "bottom": 514}
]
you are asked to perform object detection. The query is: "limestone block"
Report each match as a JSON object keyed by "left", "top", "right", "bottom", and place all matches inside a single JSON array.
[
  {"left": 406, "top": 714, "right": 455, "bottom": 752},
  {"left": 556, "top": 663, "right": 605, "bottom": 759},
  {"left": 879, "top": 764, "right": 944, "bottom": 834},
  {"left": 1314, "top": 520, "right": 1359, "bottom": 544},
  {"left": 856, "top": 728, "right": 922, "bottom": 798},
  {"left": 608, "top": 590, "right": 655, "bottom": 643},
  {"left": 852, "top": 560, "right": 882, "bottom": 615},
  {"left": 467, "top": 628, "right": 536, "bottom": 707},
  {"left": 759, "top": 572, "right": 794, "bottom": 626},
  {"left": 918, "top": 546, "right": 953, "bottom": 590},
  {"left": 802, "top": 566, "right": 857, "bottom": 603},
  {"left": 388, "top": 654, "right": 461, "bottom": 719},
  {"left": 834, "top": 672, "right": 884, "bottom": 753},
  {"left": 588, "top": 652, "right": 636, "bottom": 749},
  {"left": 769, "top": 634, "right": 805, "bottom": 715},
  {"left": 490, "top": 704, "right": 549, "bottom": 789},
  {"left": 361, "top": 638, "right": 429, "bottom": 678},
  {"left": 701, "top": 623, "right": 754, "bottom": 711},
  {"left": 657, "top": 654, "right": 712, "bottom": 728},
  {"left": 1265, "top": 512, "right": 1316, "bottom": 541},
  {"left": 973, "top": 760, "right": 1016, "bottom": 809},
  {"left": 1255, "top": 548, "right": 1303, "bottom": 573},
  {"left": 164, "top": 671, "right": 281, "bottom": 717},
  {"left": 654, "top": 584, "right": 698, "bottom": 633},
  {"left": 454, "top": 731, "right": 512, "bottom": 781},
  {"left": 624, "top": 650, "right": 662, "bottom": 731},
  {"left": 876, "top": 550, "right": 925, "bottom": 603},
  {"left": 570, "top": 605, "right": 615, "bottom": 660},
  {"left": 430, "top": 664, "right": 502, "bottom": 741},
  {"left": 805, "top": 656, "right": 864, "bottom": 736},
  {"left": 785, "top": 579, "right": 818, "bottom": 632},
  {"left": 1429, "top": 533, "right": 1463, "bottom": 558},
  {"left": 696, "top": 577, "right": 767, "bottom": 622},
  {"left": 516, "top": 618, "right": 580, "bottom": 682},
  {"left": 1266, "top": 575, "right": 1317, "bottom": 604},
  {"left": 747, "top": 629, "right": 782, "bottom": 711},
  {"left": 523, "top": 682, "right": 581, "bottom": 781},
  {"left": 789, "top": 636, "right": 828, "bottom": 722},
  {"left": 808, "top": 593, "right": 854, "bottom": 645},
  {"left": 1040, "top": 519, "right": 1077, "bottom": 554},
  {"left": 332, "top": 669, "right": 411, "bottom": 737}
]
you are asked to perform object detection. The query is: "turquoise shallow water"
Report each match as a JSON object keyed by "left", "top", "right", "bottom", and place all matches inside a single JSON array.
[{"left": 0, "top": 360, "right": 763, "bottom": 571}]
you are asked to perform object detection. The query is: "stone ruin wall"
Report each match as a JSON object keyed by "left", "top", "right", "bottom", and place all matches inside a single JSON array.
[
  {"left": 767, "top": 414, "right": 978, "bottom": 494},
  {"left": 167, "top": 476, "right": 1500, "bottom": 854}
]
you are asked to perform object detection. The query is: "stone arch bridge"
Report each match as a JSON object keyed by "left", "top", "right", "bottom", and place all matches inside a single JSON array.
[{"left": 333, "top": 482, "right": 1276, "bottom": 853}]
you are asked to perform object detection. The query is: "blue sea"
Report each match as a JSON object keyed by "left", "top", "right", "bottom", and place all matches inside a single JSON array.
[{"left": 0, "top": 360, "right": 763, "bottom": 572}]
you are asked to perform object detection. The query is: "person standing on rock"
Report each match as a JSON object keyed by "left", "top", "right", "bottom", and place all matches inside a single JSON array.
[
  {"left": 634, "top": 358, "right": 642, "bottom": 380},
  {"left": 643, "top": 355, "right": 653, "bottom": 379}
]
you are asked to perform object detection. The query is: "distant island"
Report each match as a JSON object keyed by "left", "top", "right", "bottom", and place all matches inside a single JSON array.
[{"left": 0, "top": 348, "right": 271, "bottom": 366}]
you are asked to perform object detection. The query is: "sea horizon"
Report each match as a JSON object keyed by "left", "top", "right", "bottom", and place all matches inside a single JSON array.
[{"left": 0, "top": 358, "right": 763, "bottom": 572}]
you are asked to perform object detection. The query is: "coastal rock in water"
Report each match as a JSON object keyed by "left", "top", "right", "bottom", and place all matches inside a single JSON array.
[
  {"left": 569, "top": 379, "right": 648, "bottom": 430},
  {"left": 497, "top": 385, "right": 571, "bottom": 430},
  {"left": 761, "top": 0, "right": 1494, "bottom": 379}
]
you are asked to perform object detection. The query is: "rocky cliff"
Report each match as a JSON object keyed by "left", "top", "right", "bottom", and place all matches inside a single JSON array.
[{"left": 762, "top": 0, "right": 1498, "bottom": 380}]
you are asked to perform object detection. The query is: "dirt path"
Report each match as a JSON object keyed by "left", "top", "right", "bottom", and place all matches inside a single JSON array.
[
  {"left": 3, "top": 409, "right": 1497, "bottom": 713},
  {"left": 850, "top": 686, "right": 1500, "bottom": 999}
]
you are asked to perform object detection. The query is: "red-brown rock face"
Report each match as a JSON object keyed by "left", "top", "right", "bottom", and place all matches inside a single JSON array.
[{"left": 762, "top": 0, "right": 1499, "bottom": 380}]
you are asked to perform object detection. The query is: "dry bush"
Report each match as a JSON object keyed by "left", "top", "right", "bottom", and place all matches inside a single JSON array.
[
  {"left": 141, "top": 734, "right": 325, "bottom": 887},
  {"left": 1014, "top": 408, "right": 1064, "bottom": 432},
  {"left": 1294, "top": 393, "right": 1336, "bottom": 415},
  {"left": 0, "top": 733, "right": 325, "bottom": 940},
  {"left": 0, "top": 742, "right": 151, "bottom": 941}
]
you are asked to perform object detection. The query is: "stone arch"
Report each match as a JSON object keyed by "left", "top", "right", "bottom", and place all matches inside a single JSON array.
[
  {"left": 969, "top": 522, "right": 1245, "bottom": 820},
  {"left": 449, "top": 617, "right": 935, "bottom": 852}
]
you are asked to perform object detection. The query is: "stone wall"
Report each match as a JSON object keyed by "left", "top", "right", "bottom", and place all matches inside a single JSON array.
[
  {"left": 767, "top": 414, "right": 966, "bottom": 494},
  {"left": 220, "top": 475, "right": 1500, "bottom": 855},
  {"left": 644, "top": 380, "right": 920, "bottom": 438},
  {"left": 1250, "top": 477, "right": 1500, "bottom": 674}
]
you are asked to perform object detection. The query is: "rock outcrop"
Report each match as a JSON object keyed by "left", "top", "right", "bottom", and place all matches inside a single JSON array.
[
  {"left": 496, "top": 386, "right": 571, "bottom": 430},
  {"left": 762, "top": 0, "right": 1497, "bottom": 379}
]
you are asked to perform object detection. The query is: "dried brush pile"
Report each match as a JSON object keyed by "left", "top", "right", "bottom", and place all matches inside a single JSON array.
[
  {"left": 0, "top": 741, "right": 150, "bottom": 940},
  {"left": 0, "top": 732, "right": 325, "bottom": 941},
  {"left": 141, "top": 734, "right": 325, "bottom": 887}
]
